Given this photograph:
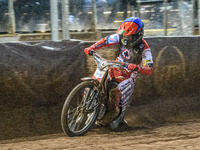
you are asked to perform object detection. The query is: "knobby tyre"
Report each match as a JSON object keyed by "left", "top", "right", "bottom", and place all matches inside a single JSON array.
[{"left": 61, "top": 81, "right": 100, "bottom": 137}]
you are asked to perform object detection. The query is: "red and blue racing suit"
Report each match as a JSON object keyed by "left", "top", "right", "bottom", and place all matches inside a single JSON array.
[{"left": 85, "top": 34, "right": 153, "bottom": 116}]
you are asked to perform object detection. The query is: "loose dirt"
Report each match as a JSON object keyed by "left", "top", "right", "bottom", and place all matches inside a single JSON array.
[
  {"left": 1, "top": 96, "right": 200, "bottom": 150},
  {"left": 1, "top": 118, "right": 200, "bottom": 150}
]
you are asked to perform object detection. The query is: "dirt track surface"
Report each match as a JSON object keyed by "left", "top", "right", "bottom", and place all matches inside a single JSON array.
[
  {"left": 1, "top": 96, "right": 200, "bottom": 150},
  {"left": 1, "top": 119, "right": 200, "bottom": 150}
]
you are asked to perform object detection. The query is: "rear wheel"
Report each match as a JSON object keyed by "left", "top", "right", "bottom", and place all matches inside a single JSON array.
[{"left": 61, "top": 81, "right": 100, "bottom": 137}]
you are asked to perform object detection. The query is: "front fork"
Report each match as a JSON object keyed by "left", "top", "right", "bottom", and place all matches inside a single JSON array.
[
  {"left": 85, "top": 89, "right": 100, "bottom": 112},
  {"left": 81, "top": 69, "right": 109, "bottom": 118}
]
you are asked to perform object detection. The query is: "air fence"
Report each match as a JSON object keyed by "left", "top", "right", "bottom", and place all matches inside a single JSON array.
[{"left": 0, "top": 37, "right": 200, "bottom": 140}]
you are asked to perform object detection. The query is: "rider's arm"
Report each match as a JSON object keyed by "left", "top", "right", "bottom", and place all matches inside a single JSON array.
[
  {"left": 84, "top": 34, "right": 119, "bottom": 55},
  {"left": 137, "top": 40, "right": 153, "bottom": 75}
]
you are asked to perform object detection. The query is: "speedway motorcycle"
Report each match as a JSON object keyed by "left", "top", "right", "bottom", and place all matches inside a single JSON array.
[{"left": 61, "top": 50, "right": 134, "bottom": 137}]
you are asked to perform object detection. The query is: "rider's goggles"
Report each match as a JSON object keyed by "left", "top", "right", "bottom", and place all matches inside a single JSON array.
[{"left": 121, "top": 34, "right": 139, "bottom": 48}]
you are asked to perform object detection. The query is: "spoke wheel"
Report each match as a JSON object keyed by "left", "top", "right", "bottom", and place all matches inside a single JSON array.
[{"left": 61, "top": 81, "right": 100, "bottom": 137}]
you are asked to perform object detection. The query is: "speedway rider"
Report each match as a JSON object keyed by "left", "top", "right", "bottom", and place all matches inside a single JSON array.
[{"left": 84, "top": 17, "right": 153, "bottom": 129}]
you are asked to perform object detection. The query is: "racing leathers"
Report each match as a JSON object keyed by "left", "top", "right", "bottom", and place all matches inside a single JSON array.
[{"left": 84, "top": 34, "right": 153, "bottom": 128}]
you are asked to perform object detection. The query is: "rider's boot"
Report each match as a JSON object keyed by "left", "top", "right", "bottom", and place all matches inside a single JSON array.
[
  {"left": 110, "top": 113, "right": 124, "bottom": 129},
  {"left": 110, "top": 112, "right": 128, "bottom": 129}
]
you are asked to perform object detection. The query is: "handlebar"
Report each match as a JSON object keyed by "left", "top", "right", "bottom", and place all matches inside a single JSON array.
[{"left": 89, "top": 49, "right": 138, "bottom": 71}]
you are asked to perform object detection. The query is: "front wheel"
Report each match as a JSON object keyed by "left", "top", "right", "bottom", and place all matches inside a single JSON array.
[{"left": 61, "top": 81, "right": 100, "bottom": 137}]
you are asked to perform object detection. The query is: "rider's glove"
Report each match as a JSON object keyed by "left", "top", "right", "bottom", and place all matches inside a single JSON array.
[
  {"left": 84, "top": 48, "right": 92, "bottom": 55},
  {"left": 127, "top": 64, "right": 138, "bottom": 71}
]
